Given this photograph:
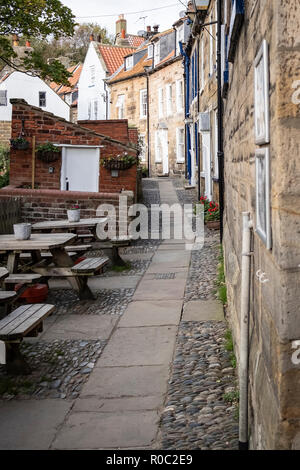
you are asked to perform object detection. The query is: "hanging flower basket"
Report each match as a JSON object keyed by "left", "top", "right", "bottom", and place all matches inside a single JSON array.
[
  {"left": 10, "top": 138, "right": 30, "bottom": 150},
  {"left": 102, "top": 153, "right": 137, "bottom": 171},
  {"left": 36, "top": 142, "right": 61, "bottom": 163}
]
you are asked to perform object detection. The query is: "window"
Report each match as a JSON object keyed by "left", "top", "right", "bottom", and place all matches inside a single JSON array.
[
  {"left": 72, "top": 91, "right": 78, "bottom": 103},
  {"left": 139, "top": 134, "right": 146, "bottom": 162},
  {"left": 39, "top": 91, "right": 46, "bottom": 107},
  {"left": 177, "top": 25, "right": 184, "bottom": 55},
  {"left": 125, "top": 55, "right": 133, "bottom": 70},
  {"left": 140, "top": 89, "right": 147, "bottom": 119},
  {"left": 176, "top": 128, "right": 185, "bottom": 163},
  {"left": 116, "top": 94, "right": 125, "bottom": 119},
  {"left": 93, "top": 100, "right": 98, "bottom": 120},
  {"left": 147, "top": 44, "right": 154, "bottom": 59},
  {"left": 158, "top": 88, "right": 164, "bottom": 118},
  {"left": 200, "top": 38, "right": 205, "bottom": 92},
  {"left": 176, "top": 80, "right": 184, "bottom": 112},
  {"left": 155, "top": 130, "right": 162, "bottom": 162},
  {"left": 90, "top": 65, "right": 95, "bottom": 86},
  {"left": 65, "top": 93, "right": 72, "bottom": 105},
  {"left": 0, "top": 90, "right": 7, "bottom": 106},
  {"left": 154, "top": 41, "right": 160, "bottom": 66},
  {"left": 166, "top": 84, "right": 172, "bottom": 116}
]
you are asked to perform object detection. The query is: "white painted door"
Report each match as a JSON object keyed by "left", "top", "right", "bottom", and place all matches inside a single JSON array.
[
  {"left": 201, "top": 133, "right": 212, "bottom": 200},
  {"left": 61, "top": 147, "right": 100, "bottom": 192},
  {"left": 161, "top": 129, "right": 169, "bottom": 175},
  {"left": 190, "top": 124, "right": 196, "bottom": 186}
]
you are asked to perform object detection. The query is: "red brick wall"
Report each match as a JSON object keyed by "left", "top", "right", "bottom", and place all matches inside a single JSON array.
[
  {"left": 78, "top": 120, "right": 129, "bottom": 144},
  {"left": 9, "top": 100, "right": 138, "bottom": 195},
  {"left": 101, "top": 165, "right": 137, "bottom": 194},
  {"left": 0, "top": 187, "right": 134, "bottom": 225}
]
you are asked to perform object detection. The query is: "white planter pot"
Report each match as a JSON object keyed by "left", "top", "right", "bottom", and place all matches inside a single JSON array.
[
  {"left": 67, "top": 209, "right": 80, "bottom": 222},
  {"left": 13, "top": 223, "right": 32, "bottom": 240}
]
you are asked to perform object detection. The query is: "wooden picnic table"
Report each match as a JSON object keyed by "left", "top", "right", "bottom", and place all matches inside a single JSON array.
[
  {"left": 32, "top": 217, "right": 107, "bottom": 241},
  {"left": 0, "top": 233, "right": 105, "bottom": 301}
]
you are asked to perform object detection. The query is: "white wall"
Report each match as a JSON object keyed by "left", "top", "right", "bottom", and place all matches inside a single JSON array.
[
  {"left": 0, "top": 72, "right": 70, "bottom": 121},
  {"left": 77, "top": 42, "right": 107, "bottom": 121}
]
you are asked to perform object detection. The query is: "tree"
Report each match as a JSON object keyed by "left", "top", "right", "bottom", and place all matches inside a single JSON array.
[
  {"left": 0, "top": 0, "right": 76, "bottom": 84},
  {"left": 31, "top": 23, "right": 114, "bottom": 66}
]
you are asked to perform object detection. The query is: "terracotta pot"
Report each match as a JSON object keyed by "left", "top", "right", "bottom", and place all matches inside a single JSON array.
[{"left": 206, "top": 220, "right": 220, "bottom": 230}]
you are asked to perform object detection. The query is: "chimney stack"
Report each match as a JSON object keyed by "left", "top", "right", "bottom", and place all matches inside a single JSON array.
[
  {"left": 147, "top": 26, "right": 152, "bottom": 33},
  {"left": 153, "top": 25, "right": 159, "bottom": 33},
  {"left": 116, "top": 14, "right": 127, "bottom": 36}
]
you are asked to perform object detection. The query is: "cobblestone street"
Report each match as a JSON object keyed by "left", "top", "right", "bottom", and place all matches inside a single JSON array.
[{"left": 0, "top": 178, "right": 238, "bottom": 450}]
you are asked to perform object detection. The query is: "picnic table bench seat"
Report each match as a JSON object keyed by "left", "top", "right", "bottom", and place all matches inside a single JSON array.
[
  {"left": 0, "top": 303, "right": 55, "bottom": 375},
  {"left": 71, "top": 257, "right": 109, "bottom": 275},
  {"left": 4, "top": 274, "right": 42, "bottom": 285},
  {"left": 0, "top": 291, "right": 17, "bottom": 303}
]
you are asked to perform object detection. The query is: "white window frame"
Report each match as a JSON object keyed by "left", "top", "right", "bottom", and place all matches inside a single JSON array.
[
  {"left": 39, "top": 91, "right": 46, "bottom": 107},
  {"left": 176, "top": 128, "right": 185, "bottom": 163},
  {"left": 155, "top": 130, "right": 162, "bottom": 163},
  {"left": 140, "top": 89, "right": 147, "bottom": 119},
  {"left": 90, "top": 65, "right": 96, "bottom": 86},
  {"left": 0, "top": 90, "right": 7, "bottom": 106},
  {"left": 177, "top": 24, "right": 184, "bottom": 55},
  {"left": 125, "top": 55, "right": 133, "bottom": 70},
  {"left": 200, "top": 37, "right": 205, "bottom": 93},
  {"left": 166, "top": 83, "right": 173, "bottom": 117},
  {"left": 139, "top": 134, "right": 146, "bottom": 162},
  {"left": 176, "top": 80, "right": 184, "bottom": 113},
  {"left": 154, "top": 41, "right": 160, "bottom": 66},
  {"left": 158, "top": 87, "right": 164, "bottom": 118},
  {"left": 116, "top": 94, "right": 125, "bottom": 119},
  {"left": 147, "top": 44, "right": 154, "bottom": 59}
]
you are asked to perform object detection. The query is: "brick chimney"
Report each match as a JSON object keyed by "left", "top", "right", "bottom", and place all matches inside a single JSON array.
[{"left": 116, "top": 14, "right": 127, "bottom": 36}]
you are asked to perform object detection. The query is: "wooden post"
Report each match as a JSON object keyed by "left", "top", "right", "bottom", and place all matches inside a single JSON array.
[{"left": 31, "top": 136, "right": 35, "bottom": 189}]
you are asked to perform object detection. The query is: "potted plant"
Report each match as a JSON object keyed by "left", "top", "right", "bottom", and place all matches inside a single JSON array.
[
  {"left": 101, "top": 152, "right": 137, "bottom": 171},
  {"left": 204, "top": 200, "right": 220, "bottom": 229},
  {"left": 10, "top": 137, "right": 30, "bottom": 150},
  {"left": 36, "top": 142, "right": 61, "bottom": 163},
  {"left": 67, "top": 204, "right": 80, "bottom": 222}
]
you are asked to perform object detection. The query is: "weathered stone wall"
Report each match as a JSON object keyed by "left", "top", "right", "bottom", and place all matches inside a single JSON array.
[
  {"left": 223, "top": 0, "right": 300, "bottom": 449},
  {"left": 0, "top": 121, "right": 11, "bottom": 146}
]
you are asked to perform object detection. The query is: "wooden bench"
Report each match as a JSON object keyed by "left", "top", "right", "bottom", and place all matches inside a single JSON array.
[
  {"left": 71, "top": 257, "right": 109, "bottom": 275},
  {"left": 0, "top": 304, "right": 55, "bottom": 375},
  {"left": 4, "top": 274, "right": 42, "bottom": 285},
  {"left": 95, "top": 237, "right": 132, "bottom": 266}
]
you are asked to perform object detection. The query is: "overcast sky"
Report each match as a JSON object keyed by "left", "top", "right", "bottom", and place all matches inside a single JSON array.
[{"left": 61, "top": 0, "right": 186, "bottom": 36}]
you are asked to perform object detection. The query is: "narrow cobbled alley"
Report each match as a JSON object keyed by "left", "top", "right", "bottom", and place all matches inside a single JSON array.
[{"left": 0, "top": 179, "right": 238, "bottom": 450}]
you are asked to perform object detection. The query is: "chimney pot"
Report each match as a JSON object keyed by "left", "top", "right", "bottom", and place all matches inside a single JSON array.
[
  {"left": 147, "top": 26, "right": 151, "bottom": 32},
  {"left": 121, "top": 29, "right": 126, "bottom": 39},
  {"left": 153, "top": 25, "right": 159, "bottom": 33}
]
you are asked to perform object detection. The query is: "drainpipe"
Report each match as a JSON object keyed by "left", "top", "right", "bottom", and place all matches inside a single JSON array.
[
  {"left": 179, "top": 41, "right": 191, "bottom": 182},
  {"left": 197, "top": 37, "right": 201, "bottom": 201},
  {"left": 239, "top": 212, "right": 253, "bottom": 451},
  {"left": 146, "top": 72, "right": 150, "bottom": 177},
  {"left": 217, "top": 0, "right": 225, "bottom": 243}
]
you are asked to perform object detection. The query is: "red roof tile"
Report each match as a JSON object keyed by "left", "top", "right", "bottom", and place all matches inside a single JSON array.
[
  {"left": 98, "top": 44, "right": 136, "bottom": 75},
  {"left": 50, "top": 64, "right": 82, "bottom": 95},
  {"left": 126, "top": 35, "right": 145, "bottom": 48}
]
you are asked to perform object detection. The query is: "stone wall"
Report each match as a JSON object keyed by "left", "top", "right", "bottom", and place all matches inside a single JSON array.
[
  {"left": 223, "top": 0, "right": 300, "bottom": 449},
  {"left": 0, "top": 121, "right": 11, "bottom": 146}
]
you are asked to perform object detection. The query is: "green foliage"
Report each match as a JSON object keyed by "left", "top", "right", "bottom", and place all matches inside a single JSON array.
[
  {"left": 0, "top": 0, "right": 76, "bottom": 83},
  {"left": 224, "top": 329, "right": 237, "bottom": 369},
  {"left": 30, "top": 22, "right": 113, "bottom": 66},
  {"left": 111, "top": 262, "right": 131, "bottom": 272},
  {"left": 216, "top": 247, "right": 227, "bottom": 306},
  {"left": 0, "top": 170, "right": 9, "bottom": 188},
  {"left": 223, "top": 390, "right": 239, "bottom": 404},
  {"left": 0, "top": 143, "right": 9, "bottom": 173},
  {"left": 36, "top": 142, "right": 60, "bottom": 153}
]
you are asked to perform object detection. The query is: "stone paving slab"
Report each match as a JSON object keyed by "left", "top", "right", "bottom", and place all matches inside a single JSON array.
[
  {"left": 73, "top": 396, "right": 163, "bottom": 413},
  {"left": 0, "top": 399, "right": 72, "bottom": 450},
  {"left": 95, "top": 326, "right": 177, "bottom": 367},
  {"left": 148, "top": 251, "right": 191, "bottom": 271},
  {"left": 39, "top": 314, "right": 118, "bottom": 341},
  {"left": 49, "top": 276, "right": 141, "bottom": 291},
  {"left": 52, "top": 410, "right": 159, "bottom": 449},
  {"left": 118, "top": 300, "right": 182, "bottom": 327},
  {"left": 122, "top": 253, "right": 154, "bottom": 261},
  {"left": 182, "top": 300, "right": 225, "bottom": 322},
  {"left": 133, "top": 278, "right": 187, "bottom": 301},
  {"left": 157, "top": 244, "right": 188, "bottom": 251},
  {"left": 81, "top": 365, "right": 169, "bottom": 398}
]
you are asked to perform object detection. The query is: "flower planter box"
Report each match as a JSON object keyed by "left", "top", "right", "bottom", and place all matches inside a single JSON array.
[{"left": 102, "top": 159, "right": 135, "bottom": 171}]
